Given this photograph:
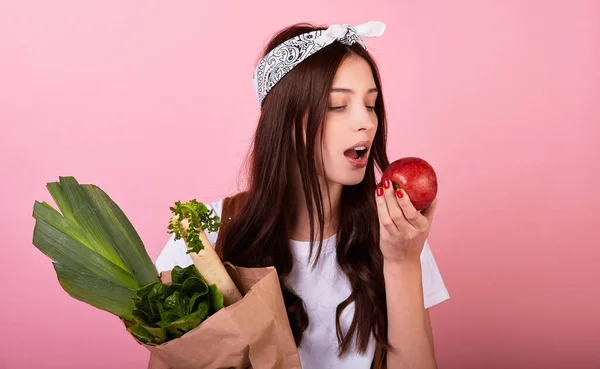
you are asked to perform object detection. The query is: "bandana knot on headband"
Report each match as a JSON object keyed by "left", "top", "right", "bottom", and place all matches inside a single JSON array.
[{"left": 252, "top": 21, "right": 387, "bottom": 107}]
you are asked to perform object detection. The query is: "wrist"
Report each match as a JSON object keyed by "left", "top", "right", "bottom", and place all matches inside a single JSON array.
[
  {"left": 383, "top": 258, "right": 422, "bottom": 278},
  {"left": 383, "top": 255, "right": 421, "bottom": 268}
]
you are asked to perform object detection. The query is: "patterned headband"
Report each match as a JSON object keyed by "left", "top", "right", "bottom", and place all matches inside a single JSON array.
[{"left": 252, "top": 21, "right": 387, "bottom": 107}]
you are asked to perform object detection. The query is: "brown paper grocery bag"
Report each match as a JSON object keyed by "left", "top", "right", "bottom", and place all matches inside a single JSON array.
[{"left": 138, "top": 263, "right": 302, "bottom": 369}]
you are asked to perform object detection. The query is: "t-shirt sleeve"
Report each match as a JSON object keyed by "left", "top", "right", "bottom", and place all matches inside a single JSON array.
[
  {"left": 154, "top": 198, "right": 224, "bottom": 273},
  {"left": 420, "top": 239, "right": 450, "bottom": 309}
]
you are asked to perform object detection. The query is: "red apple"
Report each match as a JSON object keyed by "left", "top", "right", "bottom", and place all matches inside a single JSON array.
[{"left": 381, "top": 157, "right": 438, "bottom": 211}]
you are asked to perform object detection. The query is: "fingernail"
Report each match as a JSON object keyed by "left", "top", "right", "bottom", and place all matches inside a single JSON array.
[
  {"left": 383, "top": 180, "right": 390, "bottom": 189},
  {"left": 396, "top": 189, "right": 404, "bottom": 198},
  {"left": 376, "top": 188, "right": 384, "bottom": 196}
]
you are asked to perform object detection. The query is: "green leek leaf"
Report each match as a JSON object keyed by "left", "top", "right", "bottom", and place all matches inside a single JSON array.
[
  {"left": 32, "top": 218, "right": 138, "bottom": 290},
  {"left": 32, "top": 176, "right": 157, "bottom": 320},
  {"left": 84, "top": 183, "right": 158, "bottom": 286},
  {"left": 54, "top": 261, "right": 136, "bottom": 321},
  {"left": 33, "top": 201, "right": 92, "bottom": 252},
  {"left": 46, "top": 182, "right": 76, "bottom": 224},
  {"left": 53, "top": 177, "right": 129, "bottom": 271}
]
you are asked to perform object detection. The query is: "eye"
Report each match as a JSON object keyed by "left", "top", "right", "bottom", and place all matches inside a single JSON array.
[
  {"left": 328, "top": 105, "right": 347, "bottom": 112},
  {"left": 366, "top": 106, "right": 376, "bottom": 112}
]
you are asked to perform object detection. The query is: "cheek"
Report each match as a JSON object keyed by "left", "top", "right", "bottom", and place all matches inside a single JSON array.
[
  {"left": 317, "top": 116, "right": 348, "bottom": 175},
  {"left": 320, "top": 138, "right": 344, "bottom": 177}
]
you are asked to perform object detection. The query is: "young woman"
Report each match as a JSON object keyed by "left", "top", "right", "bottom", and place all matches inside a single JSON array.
[{"left": 155, "top": 21, "right": 450, "bottom": 369}]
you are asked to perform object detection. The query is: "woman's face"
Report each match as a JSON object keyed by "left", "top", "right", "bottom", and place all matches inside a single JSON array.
[{"left": 317, "top": 54, "right": 379, "bottom": 187}]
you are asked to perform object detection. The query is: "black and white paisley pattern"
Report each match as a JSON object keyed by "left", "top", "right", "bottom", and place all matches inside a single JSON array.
[
  {"left": 252, "top": 22, "right": 386, "bottom": 107},
  {"left": 254, "top": 30, "right": 325, "bottom": 106},
  {"left": 337, "top": 26, "right": 365, "bottom": 49}
]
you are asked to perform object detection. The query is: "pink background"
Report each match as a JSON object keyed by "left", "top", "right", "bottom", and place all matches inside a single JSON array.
[{"left": 1, "top": 1, "right": 599, "bottom": 368}]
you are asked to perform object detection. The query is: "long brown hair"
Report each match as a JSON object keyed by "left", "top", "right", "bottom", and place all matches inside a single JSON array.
[{"left": 218, "top": 23, "right": 391, "bottom": 356}]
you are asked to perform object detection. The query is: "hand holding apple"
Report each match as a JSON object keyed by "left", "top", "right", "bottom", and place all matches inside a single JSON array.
[{"left": 375, "top": 157, "right": 438, "bottom": 263}]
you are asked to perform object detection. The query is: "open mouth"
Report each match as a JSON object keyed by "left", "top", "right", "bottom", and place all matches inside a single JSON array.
[
  {"left": 343, "top": 146, "right": 368, "bottom": 160},
  {"left": 343, "top": 141, "right": 371, "bottom": 168}
]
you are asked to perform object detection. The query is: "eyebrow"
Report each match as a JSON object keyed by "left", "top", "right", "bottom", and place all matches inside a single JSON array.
[{"left": 330, "top": 87, "right": 379, "bottom": 94}]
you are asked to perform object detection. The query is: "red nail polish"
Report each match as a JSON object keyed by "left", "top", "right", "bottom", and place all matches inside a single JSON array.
[
  {"left": 383, "top": 180, "right": 390, "bottom": 189},
  {"left": 396, "top": 189, "right": 403, "bottom": 198},
  {"left": 376, "top": 188, "right": 384, "bottom": 196}
]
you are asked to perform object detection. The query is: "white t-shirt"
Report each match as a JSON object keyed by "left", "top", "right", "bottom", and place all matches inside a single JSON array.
[{"left": 154, "top": 198, "right": 450, "bottom": 369}]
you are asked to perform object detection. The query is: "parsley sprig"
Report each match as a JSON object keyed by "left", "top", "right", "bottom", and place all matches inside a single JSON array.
[{"left": 168, "top": 199, "right": 221, "bottom": 254}]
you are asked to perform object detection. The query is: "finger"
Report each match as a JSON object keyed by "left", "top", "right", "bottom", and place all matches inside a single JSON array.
[
  {"left": 382, "top": 180, "right": 412, "bottom": 229},
  {"left": 395, "top": 188, "right": 427, "bottom": 229},
  {"left": 420, "top": 197, "right": 438, "bottom": 223},
  {"left": 375, "top": 186, "right": 398, "bottom": 233}
]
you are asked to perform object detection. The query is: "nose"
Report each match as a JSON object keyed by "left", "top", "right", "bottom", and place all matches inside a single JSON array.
[{"left": 354, "top": 106, "right": 377, "bottom": 132}]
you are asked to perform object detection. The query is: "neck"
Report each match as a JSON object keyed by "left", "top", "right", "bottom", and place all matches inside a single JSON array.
[{"left": 287, "top": 175, "right": 342, "bottom": 242}]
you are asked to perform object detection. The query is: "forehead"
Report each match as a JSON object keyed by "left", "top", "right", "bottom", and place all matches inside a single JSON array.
[{"left": 331, "top": 54, "right": 376, "bottom": 89}]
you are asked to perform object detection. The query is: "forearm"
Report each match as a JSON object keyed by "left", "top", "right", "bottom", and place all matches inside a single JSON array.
[{"left": 384, "top": 260, "right": 437, "bottom": 369}]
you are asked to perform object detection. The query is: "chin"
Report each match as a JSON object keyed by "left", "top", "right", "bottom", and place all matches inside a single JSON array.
[{"left": 332, "top": 171, "right": 367, "bottom": 186}]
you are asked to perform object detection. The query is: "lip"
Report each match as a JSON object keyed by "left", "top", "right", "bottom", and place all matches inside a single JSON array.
[
  {"left": 345, "top": 140, "right": 371, "bottom": 152},
  {"left": 344, "top": 140, "right": 371, "bottom": 169},
  {"left": 346, "top": 155, "right": 369, "bottom": 168}
]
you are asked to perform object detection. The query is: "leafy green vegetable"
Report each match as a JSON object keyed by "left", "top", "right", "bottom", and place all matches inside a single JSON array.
[
  {"left": 168, "top": 199, "right": 221, "bottom": 254},
  {"left": 126, "top": 264, "right": 224, "bottom": 344},
  {"left": 32, "top": 177, "right": 157, "bottom": 319},
  {"left": 31, "top": 176, "right": 225, "bottom": 345}
]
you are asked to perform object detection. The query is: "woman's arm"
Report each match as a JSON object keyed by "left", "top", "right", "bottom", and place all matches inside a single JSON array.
[
  {"left": 375, "top": 181, "right": 439, "bottom": 369},
  {"left": 425, "top": 308, "right": 435, "bottom": 355},
  {"left": 384, "top": 261, "right": 437, "bottom": 368}
]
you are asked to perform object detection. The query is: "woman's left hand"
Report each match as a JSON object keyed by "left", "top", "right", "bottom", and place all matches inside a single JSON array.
[{"left": 375, "top": 179, "right": 438, "bottom": 264}]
